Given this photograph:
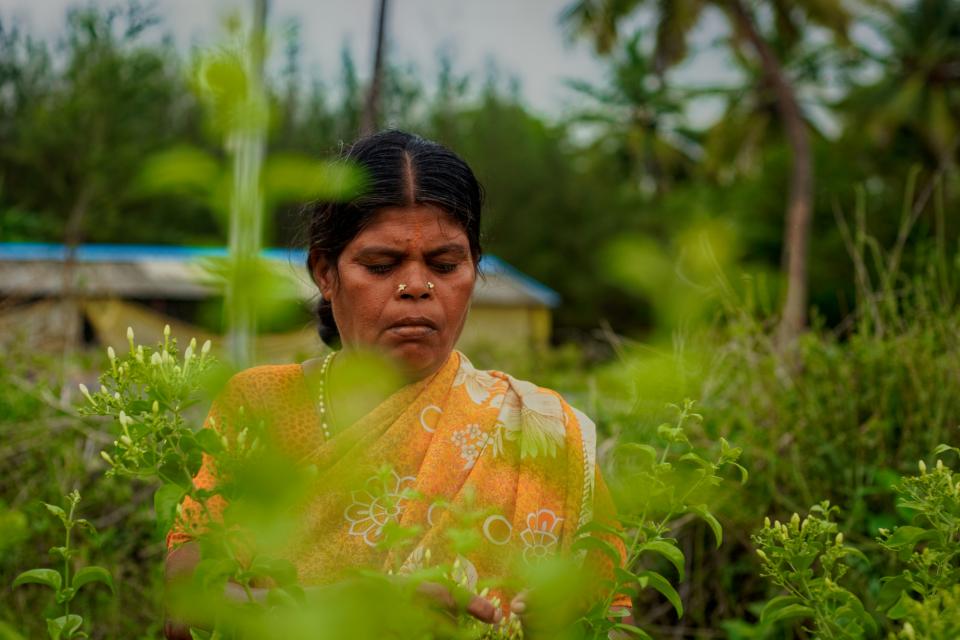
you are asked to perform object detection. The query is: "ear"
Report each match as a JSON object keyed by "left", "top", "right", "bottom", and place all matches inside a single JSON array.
[{"left": 311, "top": 255, "right": 337, "bottom": 301}]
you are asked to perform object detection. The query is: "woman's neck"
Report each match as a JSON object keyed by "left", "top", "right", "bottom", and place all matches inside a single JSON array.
[{"left": 308, "top": 348, "right": 408, "bottom": 433}]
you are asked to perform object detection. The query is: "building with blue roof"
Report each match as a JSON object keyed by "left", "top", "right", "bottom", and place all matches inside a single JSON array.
[{"left": 0, "top": 243, "right": 559, "bottom": 362}]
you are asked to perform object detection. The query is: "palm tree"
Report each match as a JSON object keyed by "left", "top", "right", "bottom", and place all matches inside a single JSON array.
[
  {"left": 842, "top": 0, "right": 960, "bottom": 170},
  {"left": 566, "top": 32, "right": 701, "bottom": 196},
  {"left": 562, "top": 0, "right": 856, "bottom": 344}
]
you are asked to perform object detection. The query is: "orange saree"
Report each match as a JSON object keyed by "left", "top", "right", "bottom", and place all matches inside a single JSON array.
[{"left": 168, "top": 351, "right": 630, "bottom": 612}]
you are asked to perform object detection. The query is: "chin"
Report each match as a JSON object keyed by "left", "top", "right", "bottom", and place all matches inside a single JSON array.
[{"left": 388, "top": 342, "right": 448, "bottom": 379}]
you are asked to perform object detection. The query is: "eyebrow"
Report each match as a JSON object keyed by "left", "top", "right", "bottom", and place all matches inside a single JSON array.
[{"left": 353, "top": 243, "right": 469, "bottom": 260}]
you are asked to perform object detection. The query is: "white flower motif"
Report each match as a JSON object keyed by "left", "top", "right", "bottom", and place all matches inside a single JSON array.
[
  {"left": 519, "top": 509, "right": 564, "bottom": 563},
  {"left": 495, "top": 377, "right": 567, "bottom": 459},
  {"left": 450, "top": 554, "right": 479, "bottom": 591},
  {"left": 452, "top": 357, "right": 502, "bottom": 406},
  {"left": 399, "top": 545, "right": 431, "bottom": 575},
  {"left": 344, "top": 470, "right": 416, "bottom": 547},
  {"left": 450, "top": 423, "right": 489, "bottom": 469}
]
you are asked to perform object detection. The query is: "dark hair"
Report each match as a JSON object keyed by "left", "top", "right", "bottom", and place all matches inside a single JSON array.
[{"left": 305, "top": 129, "right": 484, "bottom": 347}]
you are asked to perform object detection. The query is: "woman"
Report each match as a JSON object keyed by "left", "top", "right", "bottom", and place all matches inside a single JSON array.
[{"left": 165, "top": 130, "right": 631, "bottom": 638}]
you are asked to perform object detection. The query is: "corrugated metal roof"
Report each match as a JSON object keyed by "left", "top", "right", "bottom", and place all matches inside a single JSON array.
[{"left": 0, "top": 243, "right": 559, "bottom": 308}]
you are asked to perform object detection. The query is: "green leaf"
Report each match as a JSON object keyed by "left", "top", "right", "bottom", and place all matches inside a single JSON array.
[
  {"left": 42, "top": 503, "right": 67, "bottom": 520},
  {"left": 637, "top": 570, "right": 683, "bottom": 618},
  {"left": 572, "top": 534, "right": 622, "bottom": 565},
  {"left": 246, "top": 557, "right": 297, "bottom": 587},
  {"left": 760, "top": 597, "right": 815, "bottom": 625},
  {"left": 0, "top": 619, "right": 27, "bottom": 640},
  {"left": 611, "top": 623, "right": 654, "bottom": 639},
  {"left": 679, "top": 452, "right": 713, "bottom": 469},
  {"left": 690, "top": 504, "right": 722, "bottom": 548},
  {"left": 932, "top": 443, "right": 959, "bottom": 456},
  {"left": 882, "top": 526, "right": 942, "bottom": 560},
  {"left": 195, "top": 429, "right": 225, "bottom": 455},
  {"left": 13, "top": 568, "right": 61, "bottom": 592},
  {"left": 575, "top": 520, "right": 629, "bottom": 543},
  {"left": 640, "top": 540, "right": 685, "bottom": 581},
  {"left": 886, "top": 590, "right": 914, "bottom": 619},
  {"left": 617, "top": 443, "right": 658, "bottom": 466},
  {"left": 192, "top": 558, "right": 235, "bottom": 593},
  {"left": 45, "top": 615, "right": 82, "bottom": 640},
  {"left": 154, "top": 484, "right": 186, "bottom": 536},
  {"left": 72, "top": 566, "right": 114, "bottom": 595},
  {"left": 730, "top": 462, "right": 749, "bottom": 484}
]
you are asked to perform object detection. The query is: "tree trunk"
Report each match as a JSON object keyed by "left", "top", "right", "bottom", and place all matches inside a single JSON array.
[
  {"left": 727, "top": 0, "right": 813, "bottom": 346},
  {"left": 361, "top": 0, "right": 389, "bottom": 136}
]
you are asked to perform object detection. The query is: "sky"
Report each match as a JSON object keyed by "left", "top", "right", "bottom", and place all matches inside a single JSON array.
[{"left": 0, "top": 0, "right": 740, "bottom": 124}]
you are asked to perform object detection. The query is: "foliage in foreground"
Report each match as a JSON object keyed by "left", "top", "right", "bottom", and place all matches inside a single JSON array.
[
  {"left": 4, "top": 327, "right": 744, "bottom": 639},
  {"left": 752, "top": 448, "right": 960, "bottom": 639}
]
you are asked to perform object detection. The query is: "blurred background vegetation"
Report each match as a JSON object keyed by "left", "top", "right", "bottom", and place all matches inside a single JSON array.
[{"left": 1, "top": 0, "right": 959, "bottom": 637}]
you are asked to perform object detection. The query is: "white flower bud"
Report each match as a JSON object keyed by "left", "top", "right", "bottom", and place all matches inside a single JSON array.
[
  {"left": 107, "top": 346, "right": 116, "bottom": 361},
  {"left": 164, "top": 324, "right": 171, "bottom": 338},
  {"left": 763, "top": 517, "right": 771, "bottom": 529},
  {"left": 201, "top": 340, "right": 212, "bottom": 356},
  {"left": 78, "top": 383, "right": 93, "bottom": 402},
  {"left": 118, "top": 410, "right": 131, "bottom": 428},
  {"left": 903, "top": 622, "right": 916, "bottom": 640},
  {"left": 120, "top": 435, "right": 133, "bottom": 447},
  {"left": 936, "top": 459, "right": 944, "bottom": 471},
  {"left": 756, "top": 549, "right": 768, "bottom": 561},
  {"left": 790, "top": 513, "right": 800, "bottom": 529},
  {"left": 127, "top": 326, "right": 135, "bottom": 342},
  {"left": 100, "top": 451, "right": 114, "bottom": 465},
  {"left": 151, "top": 352, "right": 162, "bottom": 366},
  {"left": 835, "top": 533, "right": 843, "bottom": 546},
  {"left": 113, "top": 392, "right": 121, "bottom": 400},
  {"left": 237, "top": 428, "right": 247, "bottom": 447},
  {"left": 184, "top": 345, "right": 193, "bottom": 361},
  {"left": 919, "top": 460, "right": 927, "bottom": 474}
]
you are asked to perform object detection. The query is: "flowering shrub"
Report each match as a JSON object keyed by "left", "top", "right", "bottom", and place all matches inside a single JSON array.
[{"left": 753, "top": 447, "right": 960, "bottom": 639}]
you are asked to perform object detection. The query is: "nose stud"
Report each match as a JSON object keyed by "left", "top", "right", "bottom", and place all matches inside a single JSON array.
[
  {"left": 426, "top": 281, "right": 435, "bottom": 290},
  {"left": 397, "top": 283, "right": 407, "bottom": 293}
]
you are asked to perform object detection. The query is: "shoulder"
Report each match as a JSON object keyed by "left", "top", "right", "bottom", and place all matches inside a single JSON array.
[
  {"left": 219, "top": 364, "right": 307, "bottom": 407},
  {"left": 454, "top": 352, "right": 597, "bottom": 458}
]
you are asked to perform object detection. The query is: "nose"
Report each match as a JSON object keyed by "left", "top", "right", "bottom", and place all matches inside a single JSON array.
[
  {"left": 397, "top": 263, "right": 434, "bottom": 300},
  {"left": 399, "top": 280, "right": 433, "bottom": 300}
]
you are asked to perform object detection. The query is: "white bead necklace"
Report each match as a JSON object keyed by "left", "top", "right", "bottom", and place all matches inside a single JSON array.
[{"left": 317, "top": 350, "right": 337, "bottom": 440}]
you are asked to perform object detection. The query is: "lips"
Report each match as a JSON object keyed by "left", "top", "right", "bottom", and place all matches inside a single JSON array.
[{"left": 386, "top": 316, "right": 439, "bottom": 339}]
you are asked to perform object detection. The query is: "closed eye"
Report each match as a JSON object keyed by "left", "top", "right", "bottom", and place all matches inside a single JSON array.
[
  {"left": 364, "top": 264, "right": 394, "bottom": 274},
  {"left": 431, "top": 262, "right": 458, "bottom": 274}
]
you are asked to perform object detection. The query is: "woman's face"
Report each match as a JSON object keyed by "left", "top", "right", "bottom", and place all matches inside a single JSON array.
[{"left": 314, "top": 204, "right": 477, "bottom": 380}]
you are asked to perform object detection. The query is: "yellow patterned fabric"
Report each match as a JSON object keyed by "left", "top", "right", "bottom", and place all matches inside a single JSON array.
[{"left": 168, "top": 351, "right": 631, "bottom": 611}]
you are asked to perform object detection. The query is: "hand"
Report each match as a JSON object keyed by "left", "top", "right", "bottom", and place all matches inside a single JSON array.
[{"left": 416, "top": 580, "right": 503, "bottom": 624}]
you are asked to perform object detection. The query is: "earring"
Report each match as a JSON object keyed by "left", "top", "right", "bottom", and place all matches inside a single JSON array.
[
  {"left": 397, "top": 283, "right": 408, "bottom": 293},
  {"left": 426, "top": 281, "right": 435, "bottom": 290}
]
